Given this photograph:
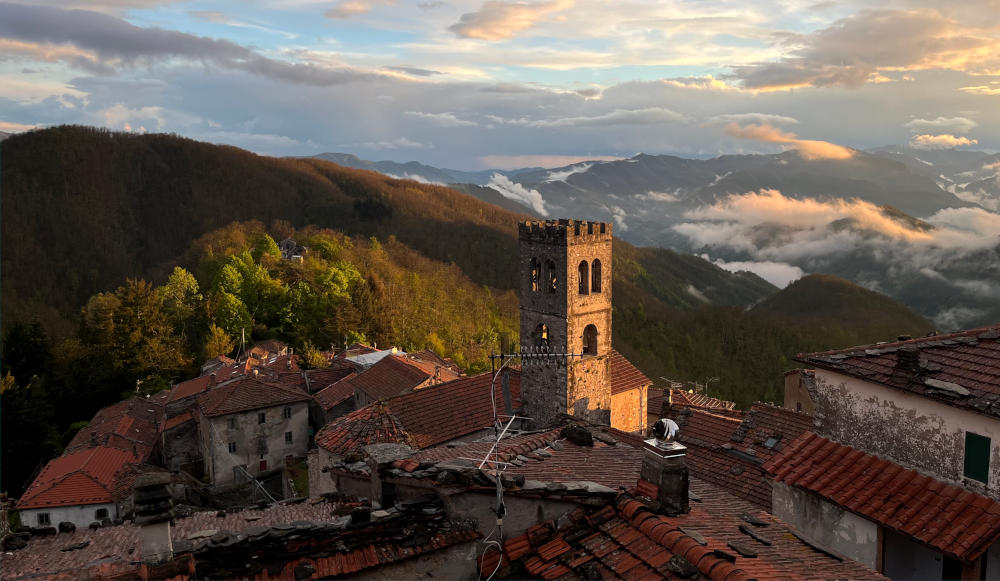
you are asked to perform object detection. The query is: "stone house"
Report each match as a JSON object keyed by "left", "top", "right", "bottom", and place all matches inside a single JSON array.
[
  {"left": 794, "top": 325, "right": 1000, "bottom": 499},
  {"left": 16, "top": 446, "right": 135, "bottom": 529},
  {"left": 195, "top": 377, "right": 312, "bottom": 485}
]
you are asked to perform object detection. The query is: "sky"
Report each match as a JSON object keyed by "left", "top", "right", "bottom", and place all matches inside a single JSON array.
[{"left": 1, "top": 0, "right": 998, "bottom": 169}]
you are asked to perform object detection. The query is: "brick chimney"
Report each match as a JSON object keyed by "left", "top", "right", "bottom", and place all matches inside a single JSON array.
[
  {"left": 133, "top": 473, "right": 174, "bottom": 564},
  {"left": 640, "top": 438, "right": 689, "bottom": 515}
]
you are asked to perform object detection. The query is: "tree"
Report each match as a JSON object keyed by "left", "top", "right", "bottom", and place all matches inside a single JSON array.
[
  {"left": 204, "top": 324, "right": 235, "bottom": 359},
  {"left": 299, "top": 341, "right": 330, "bottom": 369},
  {"left": 160, "top": 267, "right": 202, "bottom": 329}
]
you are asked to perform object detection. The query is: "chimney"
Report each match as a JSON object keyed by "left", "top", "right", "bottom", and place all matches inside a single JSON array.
[
  {"left": 896, "top": 345, "right": 920, "bottom": 374},
  {"left": 209, "top": 373, "right": 217, "bottom": 386},
  {"left": 133, "top": 473, "right": 174, "bottom": 564},
  {"left": 640, "top": 437, "right": 689, "bottom": 515}
]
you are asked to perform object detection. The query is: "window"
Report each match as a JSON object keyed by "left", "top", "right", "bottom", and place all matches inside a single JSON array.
[
  {"left": 582, "top": 324, "right": 598, "bottom": 356},
  {"left": 545, "top": 259, "right": 557, "bottom": 293},
  {"left": 227, "top": 418, "right": 236, "bottom": 429},
  {"left": 285, "top": 431, "right": 293, "bottom": 444},
  {"left": 534, "top": 323, "right": 550, "bottom": 348},
  {"left": 591, "top": 259, "right": 602, "bottom": 293},
  {"left": 578, "top": 261, "right": 589, "bottom": 295},
  {"left": 37, "top": 513, "right": 50, "bottom": 526},
  {"left": 228, "top": 442, "right": 237, "bottom": 453},
  {"left": 282, "top": 406, "right": 292, "bottom": 419},
  {"left": 257, "top": 436, "right": 268, "bottom": 455},
  {"left": 95, "top": 508, "right": 108, "bottom": 519},
  {"left": 259, "top": 460, "right": 268, "bottom": 471},
  {"left": 763, "top": 437, "right": 780, "bottom": 450},
  {"left": 530, "top": 258, "right": 540, "bottom": 292},
  {"left": 964, "top": 431, "right": 991, "bottom": 483},
  {"left": 258, "top": 412, "right": 266, "bottom": 424}
]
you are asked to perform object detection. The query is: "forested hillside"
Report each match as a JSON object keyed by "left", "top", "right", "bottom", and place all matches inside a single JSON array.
[{"left": 1, "top": 126, "right": 938, "bottom": 495}]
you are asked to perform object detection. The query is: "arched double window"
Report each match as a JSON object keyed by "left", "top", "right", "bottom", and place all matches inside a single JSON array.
[
  {"left": 578, "top": 261, "right": 589, "bottom": 295},
  {"left": 545, "top": 260, "right": 557, "bottom": 293},
  {"left": 530, "top": 258, "right": 541, "bottom": 292},
  {"left": 582, "top": 324, "right": 598, "bottom": 356},
  {"left": 591, "top": 259, "right": 602, "bottom": 293}
]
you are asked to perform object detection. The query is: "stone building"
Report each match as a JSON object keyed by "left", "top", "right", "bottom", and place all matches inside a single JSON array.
[
  {"left": 518, "top": 219, "right": 648, "bottom": 432},
  {"left": 195, "top": 377, "right": 312, "bottom": 485}
]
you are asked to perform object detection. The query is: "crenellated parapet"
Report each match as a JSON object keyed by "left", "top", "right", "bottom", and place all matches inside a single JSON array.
[{"left": 518, "top": 219, "right": 613, "bottom": 246}]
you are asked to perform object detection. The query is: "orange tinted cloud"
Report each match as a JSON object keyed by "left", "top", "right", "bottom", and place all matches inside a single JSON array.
[
  {"left": 909, "top": 133, "right": 979, "bottom": 149},
  {"left": 724, "top": 122, "right": 853, "bottom": 160}
]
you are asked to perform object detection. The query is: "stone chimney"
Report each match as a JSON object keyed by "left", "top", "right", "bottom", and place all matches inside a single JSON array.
[
  {"left": 895, "top": 345, "right": 920, "bottom": 376},
  {"left": 640, "top": 438, "right": 689, "bottom": 515},
  {"left": 133, "top": 473, "right": 174, "bottom": 564}
]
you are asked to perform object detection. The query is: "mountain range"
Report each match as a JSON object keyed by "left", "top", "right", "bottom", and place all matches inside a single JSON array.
[{"left": 313, "top": 147, "right": 1000, "bottom": 329}]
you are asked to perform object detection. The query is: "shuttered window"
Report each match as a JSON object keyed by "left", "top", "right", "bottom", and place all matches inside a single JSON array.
[{"left": 964, "top": 431, "right": 991, "bottom": 483}]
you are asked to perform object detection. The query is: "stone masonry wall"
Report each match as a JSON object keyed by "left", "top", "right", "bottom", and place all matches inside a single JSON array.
[{"left": 518, "top": 219, "right": 613, "bottom": 428}]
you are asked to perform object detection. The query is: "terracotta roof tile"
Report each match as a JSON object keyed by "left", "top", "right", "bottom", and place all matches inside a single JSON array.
[
  {"left": 763, "top": 431, "right": 1000, "bottom": 562},
  {"left": 197, "top": 376, "right": 311, "bottom": 417},
  {"left": 796, "top": 325, "right": 1000, "bottom": 418},
  {"left": 314, "top": 373, "right": 358, "bottom": 411},
  {"left": 609, "top": 350, "right": 651, "bottom": 395},
  {"left": 314, "top": 402, "right": 415, "bottom": 456},
  {"left": 496, "top": 478, "right": 886, "bottom": 580},
  {"left": 670, "top": 389, "right": 738, "bottom": 410},
  {"left": 347, "top": 354, "right": 437, "bottom": 401},
  {"left": 16, "top": 447, "right": 135, "bottom": 509},
  {"left": 65, "top": 396, "right": 165, "bottom": 462}
]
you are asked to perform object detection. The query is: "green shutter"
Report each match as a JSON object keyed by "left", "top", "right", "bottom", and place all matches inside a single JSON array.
[{"left": 964, "top": 432, "right": 991, "bottom": 483}]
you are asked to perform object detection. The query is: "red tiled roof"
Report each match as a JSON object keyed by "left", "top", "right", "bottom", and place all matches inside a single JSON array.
[
  {"left": 169, "top": 375, "right": 215, "bottom": 402},
  {"left": 731, "top": 403, "right": 814, "bottom": 463},
  {"left": 671, "top": 389, "right": 738, "bottom": 410},
  {"left": 348, "top": 354, "right": 435, "bottom": 401},
  {"left": 796, "top": 325, "right": 1000, "bottom": 418},
  {"left": 305, "top": 363, "right": 359, "bottom": 393},
  {"left": 609, "top": 350, "right": 651, "bottom": 395},
  {"left": 2, "top": 499, "right": 479, "bottom": 581},
  {"left": 672, "top": 407, "right": 743, "bottom": 449},
  {"left": 315, "top": 373, "right": 358, "bottom": 411},
  {"left": 491, "top": 478, "right": 886, "bottom": 580},
  {"left": 504, "top": 439, "right": 645, "bottom": 490},
  {"left": 647, "top": 388, "right": 667, "bottom": 418},
  {"left": 65, "top": 396, "right": 164, "bottom": 462},
  {"left": 163, "top": 410, "right": 194, "bottom": 431},
  {"left": 413, "top": 429, "right": 561, "bottom": 464},
  {"left": 197, "top": 377, "right": 311, "bottom": 417},
  {"left": 387, "top": 370, "right": 521, "bottom": 449},
  {"left": 764, "top": 431, "right": 1000, "bottom": 562},
  {"left": 315, "top": 403, "right": 415, "bottom": 456},
  {"left": 409, "top": 349, "right": 462, "bottom": 373},
  {"left": 17, "top": 447, "right": 135, "bottom": 509}
]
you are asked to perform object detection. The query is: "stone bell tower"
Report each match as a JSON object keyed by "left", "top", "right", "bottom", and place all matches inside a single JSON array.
[{"left": 518, "top": 219, "right": 613, "bottom": 428}]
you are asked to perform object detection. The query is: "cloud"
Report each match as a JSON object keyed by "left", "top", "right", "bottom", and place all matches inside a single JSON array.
[
  {"left": 495, "top": 107, "right": 684, "bottom": 128},
  {"left": 0, "top": 2, "right": 376, "bottom": 85},
  {"left": 960, "top": 85, "right": 1000, "bottom": 95},
  {"left": 544, "top": 163, "right": 591, "bottom": 182},
  {"left": 686, "top": 284, "right": 709, "bottom": 302},
  {"left": 488, "top": 173, "right": 548, "bottom": 215},
  {"left": 704, "top": 256, "right": 804, "bottom": 288},
  {"left": 0, "top": 120, "right": 38, "bottom": 132},
  {"left": 909, "top": 133, "right": 979, "bottom": 149},
  {"left": 636, "top": 190, "right": 680, "bottom": 202},
  {"left": 603, "top": 204, "right": 628, "bottom": 231},
  {"left": 325, "top": 1, "right": 394, "bottom": 19},
  {"left": 733, "top": 9, "right": 1000, "bottom": 90},
  {"left": 904, "top": 116, "right": 978, "bottom": 134},
  {"left": 353, "top": 137, "right": 432, "bottom": 150},
  {"left": 403, "top": 111, "right": 477, "bottom": 127},
  {"left": 384, "top": 65, "right": 442, "bottom": 77},
  {"left": 479, "top": 154, "right": 621, "bottom": 169},
  {"left": 449, "top": 0, "right": 574, "bottom": 41},
  {"left": 709, "top": 113, "right": 798, "bottom": 126},
  {"left": 385, "top": 172, "right": 446, "bottom": 186},
  {"left": 724, "top": 122, "right": 853, "bottom": 160}
]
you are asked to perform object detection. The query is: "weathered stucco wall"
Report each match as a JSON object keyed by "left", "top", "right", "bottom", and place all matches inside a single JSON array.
[
  {"left": 783, "top": 369, "right": 816, "bottom": 415},
  {"left": 20, "top": 503, "right": 117, "bottom": 529},
  {"left": 612, "top": 387, "right": 646, "bottom": 433},
  {"left": 771, "top": 482, "right": 879, "bottom": 569},
  {"left": 163, "top": 419, "right": 201, "bottom": 473},
  {"left": 811, "top": 369, "right": 1000, "bottom": 498},
  {"left": 202, "top": 401, "right": 310, "bottom": 485},
  {"left": 882, "top": 529, "right": 943, "bottom": 580}
]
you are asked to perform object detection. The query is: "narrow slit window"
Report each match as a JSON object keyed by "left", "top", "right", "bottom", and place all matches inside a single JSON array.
[
  {"left": 591, "top": 259, "right": 602, "bottom": 293},
  {"left": 545, "top": 260, "right": 557, "bottom": 293},
  {"left": 583, "top": 324, "right": 598, "bottom": 356},
  {"left": 578, "top": 261, "right": 589, "bottom": 295},
  {"left": 531, "top": 258, "right": 540, "bottom": 292}
]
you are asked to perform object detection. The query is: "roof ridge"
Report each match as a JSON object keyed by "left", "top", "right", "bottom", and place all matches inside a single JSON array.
[{"left": 796, "top": 323, "right": 1000, "bottom": 359}]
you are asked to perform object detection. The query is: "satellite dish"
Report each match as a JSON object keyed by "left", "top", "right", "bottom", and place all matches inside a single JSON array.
[{"left": 652, "top": 418, "right": 679, "bottom": 440}]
